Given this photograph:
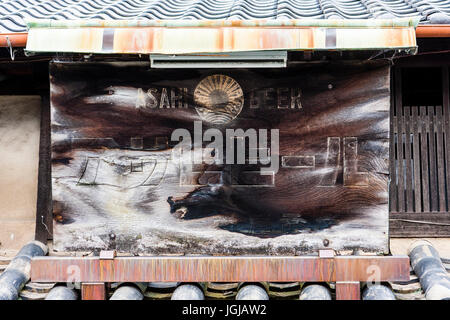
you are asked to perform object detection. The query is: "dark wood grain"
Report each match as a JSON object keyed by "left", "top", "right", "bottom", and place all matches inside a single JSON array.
[
  {"left": 403, "top": 106, "right": 413, "bottom": 212},
  {"left": 435, "top": 105, "right": 446, "bottom": 212},
  {"left": 50, "top": 61, "right": 390, "bottom": 255},
  {"left": 428, "top": 106, "right": 438, "bottom": 211},
  {"left": 389, "top": 72, "right": 398, "bottom": 213},
  {"left": 420, "top": 106, "right": 431, "bottom": 212},
  {"left": 411, "top": 107, "right": 422, "bottom": 212},
  {"left": 30, "top": 256, "right": 410, "bottom": 283},
  {"left": 34, "top": 95, "right": 52, "bottom": 242},
  {"left": 390, "top": 66, "right": 450, "bottom": 237},
  {"left": 395, "top": 68, "right": 405, "bottom": 212},
  {"left": 443, "top": 68, "right": 450, "bottom": 211},
  {"left": 390, "top": 212, "right": 450, "bottom": 237}
]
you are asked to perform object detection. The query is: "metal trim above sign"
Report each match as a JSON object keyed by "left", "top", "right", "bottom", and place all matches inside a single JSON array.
[{"left": 25, "top": 18, "right": 418, "bottom": 54}]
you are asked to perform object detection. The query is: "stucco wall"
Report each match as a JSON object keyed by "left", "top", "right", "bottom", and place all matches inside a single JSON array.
[{"left": 0, "top": 96, "right": 41, "bottom": 251}]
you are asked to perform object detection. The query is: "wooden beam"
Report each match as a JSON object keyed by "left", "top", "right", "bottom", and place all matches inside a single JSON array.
[
  {"left": 390, "top": 212, "right": 450, "bottom": 237},
  {"left": 34, "top": 95, "right": 52, "bottom": 243},
  {"left": 30, "top": 256, "right": 409, "bottom": 283},
  {"left": 334, "top": 256, "right": 409, "bottom": 282},
  {"left": 81, "top": 283, "right": 106, "bottom": 300}
]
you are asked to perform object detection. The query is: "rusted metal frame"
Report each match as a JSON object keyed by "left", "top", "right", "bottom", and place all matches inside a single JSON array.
[
  {"left": 31, "top": 256, "right": 409, "bottom": 283},
  {"left": 0, "top": 33, "right": 27, "bottom": 47},
  {"left": 25, "top": 25, "right": 417, "bottom": 54},
  {"left": 0, "top": 24, "right": 444, "bottom": 50},
  {"left": 416, "top": 25, "right": 450, "bottom": 38}
]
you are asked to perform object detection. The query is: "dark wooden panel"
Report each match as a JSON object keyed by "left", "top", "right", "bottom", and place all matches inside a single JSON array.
[
  {"left": 50, "top": 61, "right": 390, "bottom": 255},
  {"left": 34, "top": 95, "right": 52, "bottom": 242},
  {"left": 394, "top": 51, "right": 450, "bottom": 68},
  {"left": 0, "top": 59, "right": 49, "bottom": 95}
]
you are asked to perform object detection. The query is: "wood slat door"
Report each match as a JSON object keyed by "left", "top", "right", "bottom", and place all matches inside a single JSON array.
[{"left": 390, "top": 67, "right": 450, "bottom": 237}]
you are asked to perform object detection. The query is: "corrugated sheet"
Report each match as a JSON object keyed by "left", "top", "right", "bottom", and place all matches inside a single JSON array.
[{"left": 1, "top": 0, "right": 450, "bottom": 34}]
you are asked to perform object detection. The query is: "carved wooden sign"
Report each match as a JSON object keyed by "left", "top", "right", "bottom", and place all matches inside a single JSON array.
[{"left": 51, "top": 61, "right": 390, "bottom": 254}]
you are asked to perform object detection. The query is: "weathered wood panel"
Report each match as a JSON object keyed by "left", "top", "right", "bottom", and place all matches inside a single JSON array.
[
  {"left": 443, "top": 67, "right": 450, "bottom": 211},
  {"left": 390, "top": 105, "right": 449, "bottom": 213},
  {"left": 50, "top": 61, "right": 390, "bottom": 255},
  {"left": 389, "top": 66, "right": 450, "bottom": 237},
  {"left": 389, "top": 213, "right": 450, "bottom": 237}
]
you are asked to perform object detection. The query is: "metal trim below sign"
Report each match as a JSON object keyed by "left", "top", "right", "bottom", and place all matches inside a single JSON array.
[{"left": 149, "top": 51, "right": 288, "bottom": 68}]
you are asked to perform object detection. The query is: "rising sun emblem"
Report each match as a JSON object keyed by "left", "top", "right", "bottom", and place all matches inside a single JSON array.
[{"left": 194, "top": 74, "right": 244, "bottom": 125}]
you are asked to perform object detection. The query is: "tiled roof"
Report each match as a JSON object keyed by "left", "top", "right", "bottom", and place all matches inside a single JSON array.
[{"left": 1, "top": 0, "right": 450, "bottom": 33}]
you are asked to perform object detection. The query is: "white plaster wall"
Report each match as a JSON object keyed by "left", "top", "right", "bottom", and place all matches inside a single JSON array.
[{"left": 0, "top": 96, "right": 41, "bottom": 251}]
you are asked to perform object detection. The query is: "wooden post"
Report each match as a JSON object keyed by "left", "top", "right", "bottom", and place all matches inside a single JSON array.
[
  {"left": 389, "top": 68, "right": 397, "bottom": 213},
  {"left": 81, "top": 283, "right": 106, "bottom": 300},
  {"left": 335, "top": 282, "right": 360, "bottom": 300},
  {"left": 34, "top": 95, "right": 52, "bottom": 243},
  {"left": 442, "top": 67, "right": 450, "bottom": 211},
  {"left": 394, "top": 67, "right": 404, "bottom": 212}
]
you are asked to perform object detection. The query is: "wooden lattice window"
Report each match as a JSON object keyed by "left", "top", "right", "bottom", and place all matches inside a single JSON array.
[{"left": 389, "top": 66, "right": 450, "bottom": 237}]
